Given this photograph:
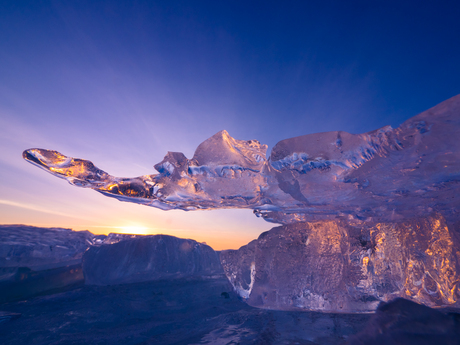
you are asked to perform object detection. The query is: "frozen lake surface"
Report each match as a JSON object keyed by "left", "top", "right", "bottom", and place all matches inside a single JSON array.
[
  {"left": 0, "top": 275, "right": 370, "bottom": 344},
  {"left": 1, "top": 275, "right": 459, "bottom": 345}
]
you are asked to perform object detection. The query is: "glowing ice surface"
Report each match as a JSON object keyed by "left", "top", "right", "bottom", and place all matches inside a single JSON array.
[
  {"left": 23, "top": 94, "right": 460, "bottom": 311},
  {"left": 221, "top": 214, "right": 460, "bottom": 312},
  {"left": 23, "top": 95, "right": 460, "bottom": 224}
]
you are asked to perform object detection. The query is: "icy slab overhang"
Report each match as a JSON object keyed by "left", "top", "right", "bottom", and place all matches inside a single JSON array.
[{"left": 23, "top": 94, "right": 460, "bottom": 224}]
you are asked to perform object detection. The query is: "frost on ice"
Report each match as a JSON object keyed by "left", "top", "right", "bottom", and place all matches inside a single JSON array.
[{"left": 23, "top": 94, "right": 460, "bottom": 312}]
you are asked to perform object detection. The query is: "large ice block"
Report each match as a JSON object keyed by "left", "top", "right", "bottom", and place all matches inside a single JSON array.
[{"left": 221, "top": 214, "right": 460, "bottom": 312}]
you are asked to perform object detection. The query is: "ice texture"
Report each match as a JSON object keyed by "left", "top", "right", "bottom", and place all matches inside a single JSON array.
[
  {"left": 0, "top": 225, "right": 95, "bottom": 270},
  {"left": 82, "top": 235, "right": 223, "bottom": 285},
  {"left": 0, "top": 226, "right": 223, "bottom": 301},
  {"left": 345, "top": 298, "right": 460, "bottom": 344},
  {"left": 0, "top": 225, "right": 98, "bottom": 302},
  {"left": 22, "top": 94, "right": 460, "bottom": 311},
  {"left": 220, "top": 214, "right": 460, "bottom": 312},
  {"left": 23, "top": 95, "right": 460, "bottom": 224}
]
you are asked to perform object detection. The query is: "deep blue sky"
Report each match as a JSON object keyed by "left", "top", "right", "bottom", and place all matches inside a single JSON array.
[{"left": 1, "top": 1, "right": 459, "bottom": 249}]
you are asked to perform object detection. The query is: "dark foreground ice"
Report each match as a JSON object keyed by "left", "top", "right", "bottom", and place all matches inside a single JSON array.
[
  {"left": 83, "top": 234, "right": 223, "bottom": 285},
  {"left": 1, "top": 276, "right": 459, "bottom": 345},
  {"left": 0, "top": 276, "right": 362, "bottom": 344},
  {"left": 0, "top": 226, "right": 222, "bottom": 300},
  {"left": 1, "top": 225, "right": 459, "bottom": 344}
]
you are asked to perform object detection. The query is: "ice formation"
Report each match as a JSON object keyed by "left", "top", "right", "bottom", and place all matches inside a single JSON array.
[
  {"left": 0, "top": 226, "right": 223, "bottom": 302},
  {"left": 0, "top": 225, "right": 96, "bottom": 302},
  {"left": 0, "top": 225, "right": 95, "bottom": 270},
  {"left": 23, "top": 94, "right": 460, "bottom": 311},
  {"left": 83, "top": 235, "right": 223, "bottom": 285},
  {"left": 221, "top": 214, "right": 460, "bottom": 312},
  {"left": 23, "top": 95, "right": 460, "bottom": 223}
]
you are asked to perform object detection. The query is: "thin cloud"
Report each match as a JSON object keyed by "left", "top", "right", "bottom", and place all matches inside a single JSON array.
[{"left": 0, "top": 199, "right": 85, "bottom": 220}]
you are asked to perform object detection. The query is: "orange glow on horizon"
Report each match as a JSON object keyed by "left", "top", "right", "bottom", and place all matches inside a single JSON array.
[
  {"left": 82, "top": 224, "right": 254, "bottom": 250},
  {"left": 0, "top": 197, "right": 267, "bottom": 251}
]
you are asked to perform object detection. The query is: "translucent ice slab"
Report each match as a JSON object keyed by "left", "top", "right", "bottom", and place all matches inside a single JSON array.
[
  {"left": 23, "top": 94, "right": 460, "bottom": 224},
  {"left": 221, "top": 214, "right": 460, "bottom": 312}
]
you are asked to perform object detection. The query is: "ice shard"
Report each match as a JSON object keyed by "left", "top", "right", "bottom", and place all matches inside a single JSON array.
[{"left": 23, "top": 94, "right": 460, "bottom": 311}]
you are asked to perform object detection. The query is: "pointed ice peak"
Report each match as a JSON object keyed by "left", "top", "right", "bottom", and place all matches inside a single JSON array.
[{"left": 191, "top": 130, "right": 267, "bottom": 168}]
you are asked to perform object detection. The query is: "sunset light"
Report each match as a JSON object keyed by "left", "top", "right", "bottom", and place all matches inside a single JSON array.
[{"left": 1, "top": 2, "right": 460, "bottom": 342}]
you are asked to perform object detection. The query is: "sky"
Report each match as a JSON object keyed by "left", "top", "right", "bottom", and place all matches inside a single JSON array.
[{"left": 1, "top": 0, "right": 460, "bottom": 250}]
